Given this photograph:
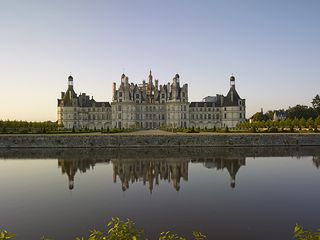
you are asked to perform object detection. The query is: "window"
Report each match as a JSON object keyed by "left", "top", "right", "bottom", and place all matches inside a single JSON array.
[
  {"left": 224, "top": 113, "right": 227, "bottom": 119},
  {"left": 162, "top": 93, "right": 165, "bottom": 98},
  {"left": 240, "top": 113, "right": 242, "bottom": 118},
  {"left": 119, "top": 92, "right": 122, "bottom": 97},
  {"left": 136, "top": 94, "right": 139, "bottom": 98},
  {"left": 118, "top": 105, "right": 121, "bottom": 111},
  {"left": 182, "top": 92, "right": 185, "bottom": 97}
]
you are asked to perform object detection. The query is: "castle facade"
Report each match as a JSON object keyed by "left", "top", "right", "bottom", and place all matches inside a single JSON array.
[{"left": 57, "top": 71, "right": 246, "bottom": 129}]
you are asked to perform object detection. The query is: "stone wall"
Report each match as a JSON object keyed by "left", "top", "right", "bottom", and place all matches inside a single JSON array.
[{"left": 0, "top": 133, "right": 320, "bottom": 148}]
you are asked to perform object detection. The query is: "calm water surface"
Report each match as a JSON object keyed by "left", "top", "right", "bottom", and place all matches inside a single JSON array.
[{"left": 0, "top": 147, "right": 319, "bottom": 240}]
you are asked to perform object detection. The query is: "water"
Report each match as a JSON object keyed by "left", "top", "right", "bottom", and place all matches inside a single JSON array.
[{"left": 0, "top": 147, "right": 319, "bottom": 240}]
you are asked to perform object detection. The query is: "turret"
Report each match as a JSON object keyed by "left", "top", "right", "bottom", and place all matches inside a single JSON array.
[
  {"left": 230, "top": 75, "right": 235, "bottom": 88},
  {"left": 121, "top": 73, "right": 126, "bottom": 83},
  {"left": 68, "top": 75, "right": 73, "bottom": 89}
]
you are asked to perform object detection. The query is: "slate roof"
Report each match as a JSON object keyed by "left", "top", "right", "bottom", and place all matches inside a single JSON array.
[
  {"left": 58, "top": 87, "right": 111, "bottom": 108},
  {"left": 189, "top": 102, "right": 216, "bottom": 107},
  {"left": 223, "top": 87, "right": 241, "bottom": 106}
]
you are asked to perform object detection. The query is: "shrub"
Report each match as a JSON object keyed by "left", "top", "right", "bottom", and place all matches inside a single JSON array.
[
  {"left": 293, "top": 224, "right": 320, "bottom": 240},
  {"left": 0, "top": 230, "right": 16, "bottom": 240},
  {"left": 268, "top": 127, "right": 278, "bottom": 133}
]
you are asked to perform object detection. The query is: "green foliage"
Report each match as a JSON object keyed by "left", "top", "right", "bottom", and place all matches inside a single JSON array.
[
  {"left": 312, "top": 94, "right": 320, "bottom": 114},
  {"left": 268, "top": 127, "right": 278, "bottom": 133},
  {"left": 1, "top": 218, "right": 206, "bottom": 240},
  {"left": 76, "top": 217, "right": 144, "bottom": 240},
  {"left": 186, "top": 127, "right": 199, "bottom": 133},
  {"left": 159, "top": 231, "right": 186, "bottom": 240},
  {"left": 286, "top": 105, "right": 317, "bottom": 120},
  {"left": 101, "top": 128, "right": 136, "bottom": 134},
  {"left": 0, "top": 120, "right": 59, "bottom": 134},
  {"left": 0, "top": 230, "right": 16, "bottom": 240},
  {"left": 251, "top": 112, "right": 266, "bottom": 121},
  {"left": 3, "top": 222, "right": 320, "bottom": 240},
  {"left": 293, "top": 224, "right": 320, "bottom": 240},
  {"left": 192, "top": 231, "right": 207, "bottom": 240}
]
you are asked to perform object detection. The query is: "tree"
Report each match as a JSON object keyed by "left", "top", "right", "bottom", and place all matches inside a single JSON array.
[
  {"left": 315, "top": 116, "right": 320, "bottom": 127},
  {"left": 286, "top": 105, "right": 317, "bottom": 120},
  {"left": 307, "top": 118, "right": 314, "bottom": 128},
  {"left": 250, "top": 112, "right": 265, "bottom": 122},
  {"left": 312, "top": 94, "right": 320, "bottom": 115},
  {"left": 299, "top": 118, "right": 306, "bottom": 130}
]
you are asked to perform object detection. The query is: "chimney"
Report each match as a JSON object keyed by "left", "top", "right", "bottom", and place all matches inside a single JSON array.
[{"left": 112, "top": 82, "right": 117, "bottom": 101}]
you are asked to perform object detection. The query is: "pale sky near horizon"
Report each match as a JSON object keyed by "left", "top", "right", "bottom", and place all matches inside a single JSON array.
[{"left": 1, "top": 0, "right": 319, "bottom": 121}]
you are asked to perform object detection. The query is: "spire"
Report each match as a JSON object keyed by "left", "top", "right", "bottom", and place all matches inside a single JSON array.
[{"left": 148, "top": 70, "right": 153, "bottom": 82}]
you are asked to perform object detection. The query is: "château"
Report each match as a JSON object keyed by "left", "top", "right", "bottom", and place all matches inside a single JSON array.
[{"left": 57, "top": 71, "right": 246, "bottom": 129}]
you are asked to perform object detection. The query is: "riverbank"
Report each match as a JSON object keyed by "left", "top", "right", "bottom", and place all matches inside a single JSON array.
[{"left": 0, "top": 130, "right": 320, "bottom": 148}]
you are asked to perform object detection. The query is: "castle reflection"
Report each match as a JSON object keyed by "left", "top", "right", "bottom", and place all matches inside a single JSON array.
[
  {"left": 58, "top": 158, "right": 110, "bottom": 190},
  {"left": 2, "top": 147, "right": 318, "bottom": 191},
  {"left": 313, "top": 156, "right": 320, "bottom": 168},
  {"left": 112, "top": 159, "right": 189, "bottom": 192},
  {"left": 58, "top": 157, "right": 245, "bottom": 191},
  {"left": 192, "top": 157, "right": 246, "bottom": 188}
]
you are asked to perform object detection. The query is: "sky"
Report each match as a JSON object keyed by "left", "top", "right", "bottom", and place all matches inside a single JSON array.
[{"left": 0, "top": 0, "right": 319, "bottom": 121}]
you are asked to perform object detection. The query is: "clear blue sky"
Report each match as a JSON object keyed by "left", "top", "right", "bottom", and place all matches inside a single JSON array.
[{"left": 1, "top": 0, "right": 319, "bottom": 121}]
